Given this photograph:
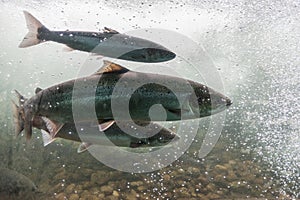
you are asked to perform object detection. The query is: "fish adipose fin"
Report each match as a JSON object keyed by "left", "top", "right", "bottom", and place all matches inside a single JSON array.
[
  {"left": 41, "top": 129, "right": 57, "bottom": 146},
  {"left": 19, "top": 11, "right": 49, "bottom": 48},
  {"left": 93, "top": 60, "right": 130, "bottom": 75},
  {"left": 41, "top": 117, "right": 64, "bottom": 139}
]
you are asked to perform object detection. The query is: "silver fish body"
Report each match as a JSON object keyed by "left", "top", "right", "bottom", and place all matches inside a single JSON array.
[
  {"left": 14, "top": 61, "right": 232, "bottom": 140},
  {"left": 19, "top": 11, "right": 176, "bottom": 63}
]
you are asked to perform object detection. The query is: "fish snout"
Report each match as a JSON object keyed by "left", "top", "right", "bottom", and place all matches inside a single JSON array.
[
  {"left": 209, "top": 93, "right": 232, "bottom": 115},
  {"left": 225, "top": 97, "right": 233, "bottom": 107}
]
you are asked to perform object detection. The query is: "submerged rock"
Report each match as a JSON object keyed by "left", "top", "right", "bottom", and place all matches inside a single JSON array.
[{"left": 0, "top": 167, "right": 38, "bottom": 199}]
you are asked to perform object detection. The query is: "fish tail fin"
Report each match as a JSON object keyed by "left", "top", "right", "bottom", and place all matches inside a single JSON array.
[
  {"left": 19, "top": 11, "right": 49, "bottom": 48},
  {"left": 11, "top": 100, "right": 24, "bottom": 137}
]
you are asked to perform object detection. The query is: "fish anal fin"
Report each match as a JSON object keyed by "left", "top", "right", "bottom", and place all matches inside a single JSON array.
[
  {"left": 92, "top": 60, "right": 129, "bottom": 75},
  {"left": 98, "top": 120, "right": 115, "bottom": 132},
  {"left": 103, "top": 27, "right": 119, "bottom": 34},
  {"left": 77, "top": 142, "right": 92, "bottom": 153}
]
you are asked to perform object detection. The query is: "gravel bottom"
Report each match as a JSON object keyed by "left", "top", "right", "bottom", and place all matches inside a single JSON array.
[{"left": 1, "top": 134, "right": 296, "bottom": 200}]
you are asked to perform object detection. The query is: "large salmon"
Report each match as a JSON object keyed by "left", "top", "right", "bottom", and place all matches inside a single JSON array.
[{"left": 13, "top": 61, "right": 232, "bottom": 140}]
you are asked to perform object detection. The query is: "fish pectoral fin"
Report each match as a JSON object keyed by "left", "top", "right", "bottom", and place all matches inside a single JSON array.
[
  {"left": 92, "top": 60, "right": 130, "bottom": 75},
  {"left": 103, "top": 27, "right": 119, "bottom": 34},
  {"left": 98, "top": 120, "right": 115, "bottom": 132},
  {"left": 41, "top": 130, "right": 56, "bottom": 146},
  {"left": 77, "top": 142, "right": 92, "bottom": 153},
  {"left": 41, "top": 117, "right": 64, "bottom": 138}
]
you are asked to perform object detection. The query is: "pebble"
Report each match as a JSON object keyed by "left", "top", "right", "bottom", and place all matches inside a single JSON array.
[
  {"left": 137, "top": 185, "right": 146, "bottom": 191},
  {"left": 125, "top": 189, "right": 138, "bottom": 200},
  {"left": 65, "top": 183, "right": 76, "bottom": 194},
  {"left": 90, "top": 171, "right": 110, "bottom": 185},
  {"left": 163, "top": 174, "right": 171, "bottom": 181},
  {"left": 69, "top": 194, "right": 79, "bottom": 200},
  {"left": 130, "top": 181, "right": 143, "bottom": 187},
  {"left": 55, "top": 192, "right": 66, "bottom": 200},
  {"left": 100, "top": 185, "right": 113, "bottom": 194},
  {"left": 112, "top": 190, "right": 119, "bottom": 197},
  {"left": 214, "top": 164, "right": 228, "bottom": 174}
]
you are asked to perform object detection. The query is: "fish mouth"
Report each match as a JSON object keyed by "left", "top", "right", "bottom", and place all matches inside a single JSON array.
[{"left": 226, "top": 98, "right": 233, "bottom": 107}]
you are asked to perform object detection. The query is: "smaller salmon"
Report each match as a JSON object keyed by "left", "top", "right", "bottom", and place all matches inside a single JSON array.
[
  {"left": 19, "top": 11, "right": 176, "bottom": 63},
  {"left": 12, "top": 95, "right": 179, "bottom": 152},
  {"left": 41, "top": 120, "right": 179, "bottom": 153}
]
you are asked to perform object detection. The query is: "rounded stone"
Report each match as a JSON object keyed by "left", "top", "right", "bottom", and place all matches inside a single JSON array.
[
  {"left": 69, "top": 194, "right": 79, "bottom": 200},
  {"left": 100, "top": 185, "right": 113, "bottom": 194},
  {"left": 112, "top": 190, "right": 119, "bottom": 197}
]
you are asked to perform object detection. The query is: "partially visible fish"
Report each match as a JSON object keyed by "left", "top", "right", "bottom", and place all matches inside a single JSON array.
[
  {"left": 0, "top": 168, "right": 37, "bottom": 200},
  {"left": 40, "top": 120, "right": 179, "bottom": 153},
  {"left": 12, "top": 60, "right": 232, "bottom": 140},
  {"left": 12, "top": 96, "right": 179, "bottom": 152},
  {"left": 19, "top": 11, "right": 176, "bottom": 63}
]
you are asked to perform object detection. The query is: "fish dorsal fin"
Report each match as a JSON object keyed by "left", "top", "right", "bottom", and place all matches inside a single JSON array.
[
  {"left": 35, "top": 87, "right": 43, "bottom": 94},
  {"left": 93, "top": 60, "right": 129, "bottom": 75},
  {"left": 103, "top": 27, "right": 119, "bottom": 34}
]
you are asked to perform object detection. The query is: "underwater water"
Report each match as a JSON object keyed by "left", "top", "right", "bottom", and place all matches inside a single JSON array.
[{"left": 0, "top": 0, "right": 299, "bottom": 199}]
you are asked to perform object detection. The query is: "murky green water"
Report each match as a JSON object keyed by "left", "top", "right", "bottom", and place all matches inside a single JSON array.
[{"left": 0, "top": 0, "right": 299, "bottom": 199}]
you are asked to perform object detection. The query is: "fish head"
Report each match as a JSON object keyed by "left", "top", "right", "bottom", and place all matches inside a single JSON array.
[
  {"left": 119, "top": 48, "right": 176, "bottom": 63},
  {"left": 189, "top": 84, "right": 232, "bottom": 117}
]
